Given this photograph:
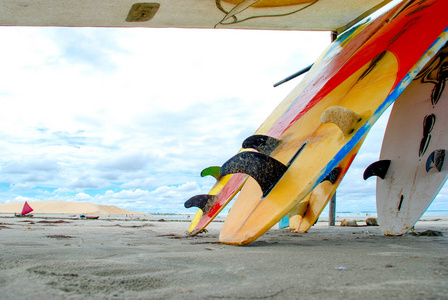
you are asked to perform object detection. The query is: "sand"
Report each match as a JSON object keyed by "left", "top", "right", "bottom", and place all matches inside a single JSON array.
[
  {"left": 1, "top": 216, "right": 447, "bottom": 300},
  {"left": 0, "top": 201, "right": 146, "bottom": 215}
]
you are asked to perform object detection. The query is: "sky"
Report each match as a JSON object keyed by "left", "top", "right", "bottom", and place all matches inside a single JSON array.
[{"left": 0, "top": 24, "right": 447, "bottom": 214}]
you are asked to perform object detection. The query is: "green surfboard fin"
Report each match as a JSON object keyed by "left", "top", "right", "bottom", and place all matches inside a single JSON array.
[{"left": 201, "top": 166, "right": 221, "bottom": 180}]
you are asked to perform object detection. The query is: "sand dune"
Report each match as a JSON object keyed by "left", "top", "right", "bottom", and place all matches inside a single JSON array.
[{"left": 0, "top": 201, "right": 147, "bottom": 215}]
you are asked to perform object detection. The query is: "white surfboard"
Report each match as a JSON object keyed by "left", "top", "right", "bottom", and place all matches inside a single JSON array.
[{"left": 364, "top": 42, "right": 448, "bottom": 235}]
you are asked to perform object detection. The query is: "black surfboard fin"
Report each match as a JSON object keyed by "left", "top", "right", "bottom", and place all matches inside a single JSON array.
[
  {"left": 184, "top": 194, "right": 215, "bottom": 211},
  {"left": 321, "top": 106, "right": 362, "bottom": 136},
  {"left": 363, "top": 160, "right": 391, "bottom": 180},
  {"left": 242, "top": 135, "right": 281, "bottom": 155},
  {"left": 321, "top": 167, "right": 341, "bottom": 184},
  {"left": 426, "top": 149, "right": 445, "bottom": 172},
  {"left": 220, "top": 152, "right": 287, "bottom": 197},
  {"left": 200, "top": 166, "right": 221, "bottom": 180}
]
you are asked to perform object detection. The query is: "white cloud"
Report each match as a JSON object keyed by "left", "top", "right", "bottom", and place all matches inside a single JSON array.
[
  {"left": 120, "top": 178, "right": 158, "bottom": 189},
  {"left": 10, "top": 183, "right": 35, "bottom": 190},
  {"left": 98, "top": 152, "right": 153, "bottom": 171},
  {"left": 105, "top": 189, "right": 149, "bottom": 200},
  {"left": 74, "top": 192, "right": 93, "bottom": 201},
  {"left": 14, "top": 195, "right": 37, "bottom": 202},
  {"left": 68, "top": 175, "right": 106, "bottom": 189}
]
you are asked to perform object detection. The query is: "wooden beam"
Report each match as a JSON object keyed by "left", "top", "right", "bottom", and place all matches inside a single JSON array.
[{"left": 328, "top": 30, "right": 338, "bottom": 227}]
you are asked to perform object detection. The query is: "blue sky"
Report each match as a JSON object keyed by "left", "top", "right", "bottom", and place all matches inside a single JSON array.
[{"left": 0, "top": 25, "right": 447, "bottom": 214}]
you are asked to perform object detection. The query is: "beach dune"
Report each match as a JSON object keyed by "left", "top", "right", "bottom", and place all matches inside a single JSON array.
[{"left": 0, "top": 201, "right": 146, "bottom": 215}]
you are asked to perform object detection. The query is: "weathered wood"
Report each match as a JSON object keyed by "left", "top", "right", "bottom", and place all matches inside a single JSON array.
[{"left": 328, "top": 193, "right": 336, "bottom": 226}]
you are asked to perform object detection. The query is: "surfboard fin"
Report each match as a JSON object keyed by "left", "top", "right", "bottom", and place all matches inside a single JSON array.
[
  {"left": 426, "top": 149, "right": 445, "bottom": 172},
  {"left": 200, "top": 166, "right": 221, "bottom": 180},
  {"left": 321, "top": 106, "right": 362, "bottom": 136},
  {"left": 321, "top": 167, "right": 341, "bottom": 184},
  {"left": 363, "top": 160, "right": 391, "bottom": 180},
  {"left": 184, "top": 194, "right": 215, "bottom": 211},
  {"left": 220, "top": 152, "right": 287, "bottom": 197},
  {"left": 242, "top": 135, "right": 281, "bottom": 155}
]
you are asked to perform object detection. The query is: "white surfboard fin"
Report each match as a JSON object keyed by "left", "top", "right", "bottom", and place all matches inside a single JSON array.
[
  {"left": 242, "top": 135, "right": 281, "bottom": 155},
  {"left": 321, "top": 106, "right": 362, "bottom": 136},
  {"left": 201, "top": 166, "right": 221, "bottom": 181},
  {"left": 363, "top": 160, "right": 391, "bottom": 180},
  {"left": 220, "top": 152, "right": 287, "bottom": 197},
  {"left": 426, "top": 149, "right": 445, "bottom": 172},
  {"left": 321, "top": 167, "right": 341, "bottom": 184},
  {"left": 184, "top": 194, "right": 215, "bottom": 211}
]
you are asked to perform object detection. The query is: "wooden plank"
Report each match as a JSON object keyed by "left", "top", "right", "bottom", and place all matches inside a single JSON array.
[{"left": 0, "top": 0, "right": 392, "bottom": 32}]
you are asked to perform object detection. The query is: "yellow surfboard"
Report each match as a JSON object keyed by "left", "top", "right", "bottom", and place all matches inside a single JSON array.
[
  {"left": 287, "top": 138, "right": 364, "bottom": 232},
  {"left": 220, "top": 53, "right": 397, "bottom": 245},
  {"left": 186, "top": 54, "right": 327, "bottom": 234},
  {"left": 186, "top": 71, "right": 312, "bottom": 234},
  {"left": 186, "top": 6, "right": 397, "bottom": 235}
]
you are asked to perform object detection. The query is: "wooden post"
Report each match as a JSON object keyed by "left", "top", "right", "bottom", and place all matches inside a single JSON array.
[
  {"left": 331, "top": 31, "right": 338, "bottom": 42},
  {"left": 328, "top": 31, "right": 338, "bottom": 227},
  {"left": 329, "top": 193, "right": 336, "bottom": 226}
]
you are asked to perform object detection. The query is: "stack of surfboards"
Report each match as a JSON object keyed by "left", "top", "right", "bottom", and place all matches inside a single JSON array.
[
  {"left": 185, "top": 2, "right": 393, "bottom": 236},
  {"left": 185, "top": 0, "right": 448, "bottom": 245}
]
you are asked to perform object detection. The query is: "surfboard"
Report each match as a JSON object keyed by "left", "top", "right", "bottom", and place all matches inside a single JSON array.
[
  {"left": 364, "top": 41, "right": 448, "bottom": 236},
  {"left": 283, "top": 137, "right": 365, "bottom": 233},
  {"left": 0, "top": 0, "right": 392, "bottom": 33},
  {"left": 185, "top": 3, "right": 403, "bottom": 235},
  {"left": 219, "top": 0, "right": 448, "bottom": 245},
  {"left": 185, "top": 63, "right": 325, "bottom": 235},
  {"left": 186, "top": 50, "right": 342, "bottom": 235}
]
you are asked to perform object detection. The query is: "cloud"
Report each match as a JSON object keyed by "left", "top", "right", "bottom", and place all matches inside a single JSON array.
[
  {"left": 98, "top": 152, "right": 153, "bottom": 172},
  {"left": 45, "top": 27, "right": 126, "bottom": 72},
  {"left": 68, "top": 175, "right": 106, "bottom": 189},
  {"left": 74, "top": 192, "right": 93, "bottom": 201},
  {"left": 10, "top": 183, "right": 35, "bottom": 190},
  {"left": 13, "top": 195, "right": 38, "bottom": 202},
  {"left": 120, "top": 178, "right": 159, "bottom": 189},
  {"left": 65, "top": 184, "right": 206, "bottom": 212},
  {"left": 1, "top": 160, "right": 59, "bottom": 174}
]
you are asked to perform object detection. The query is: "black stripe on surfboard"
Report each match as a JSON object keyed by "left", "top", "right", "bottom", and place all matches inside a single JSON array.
[{"left": 398, "top": 195, "right": 404, "bottom": 212}]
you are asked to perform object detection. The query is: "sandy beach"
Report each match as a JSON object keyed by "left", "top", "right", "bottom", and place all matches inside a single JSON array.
[{"left": 1, "top": 215, "right": 447, "bottom": 300}]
